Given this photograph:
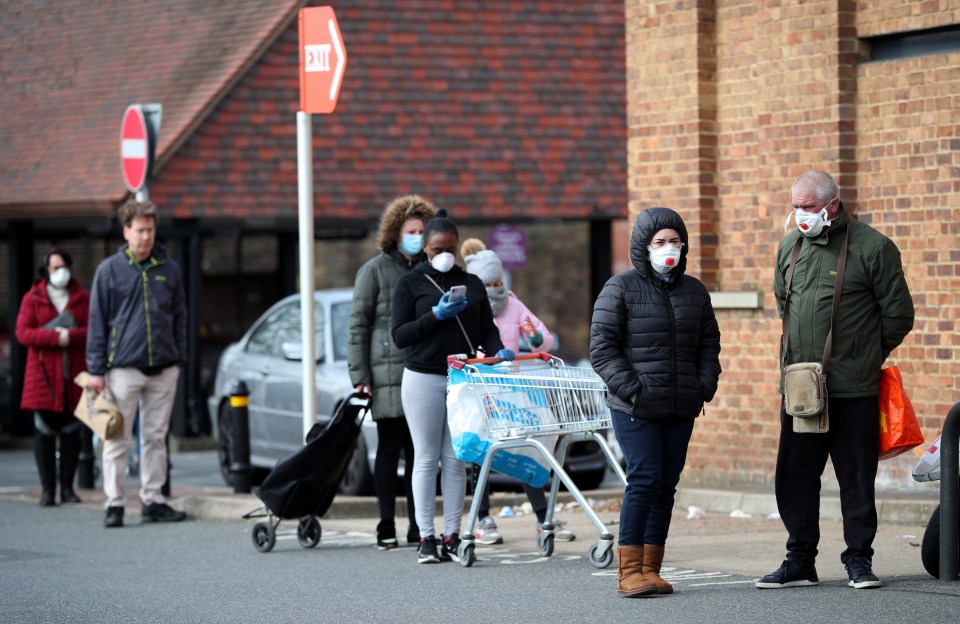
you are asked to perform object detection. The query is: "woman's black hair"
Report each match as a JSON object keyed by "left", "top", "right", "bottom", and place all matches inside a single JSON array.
[
  {"left": 38, "top": 246, "right": 72, "bottom": 279},
  {"left": 423, "top": 208, "right": 459, "bottom": 242}
]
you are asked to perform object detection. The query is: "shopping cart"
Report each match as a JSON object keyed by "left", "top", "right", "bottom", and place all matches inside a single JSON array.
[{"left": 448, "top": 352, "right": 627, "bottom": 568}]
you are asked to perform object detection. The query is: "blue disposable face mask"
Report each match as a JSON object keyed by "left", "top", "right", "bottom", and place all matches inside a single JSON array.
[{"left": 399, "top": 234, "right": 423, "bottom": 256}]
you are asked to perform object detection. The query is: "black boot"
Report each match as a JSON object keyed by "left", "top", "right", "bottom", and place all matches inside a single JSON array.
[
  {"left": 59, "top": 430, "right": 82, "bottom": 503},
  {"left": 34, "top": 434, "right": 57, "bottom": 507}
]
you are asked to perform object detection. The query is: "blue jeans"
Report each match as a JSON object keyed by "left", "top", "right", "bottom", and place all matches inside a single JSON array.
[{"left": 612, "top": 411, "right": 695, "bottom": 546}]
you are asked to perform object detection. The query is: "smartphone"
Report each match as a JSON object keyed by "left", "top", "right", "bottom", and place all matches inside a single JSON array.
[{"left": 448, "top": 285, "right": 467, "bottom": 301}]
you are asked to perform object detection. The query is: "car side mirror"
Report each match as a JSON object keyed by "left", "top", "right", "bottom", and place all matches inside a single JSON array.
[{"left": 281, "top": 342, "right": 324, "bottom": 363}]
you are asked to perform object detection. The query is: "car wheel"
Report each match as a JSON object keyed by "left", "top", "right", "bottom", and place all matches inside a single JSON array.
[
  {"left": 338, "top": 434, "right": 374, "bottom": 496},
  {"left": 922, "top": 504, "right": 941, "bottom": 578},
  {"left": 217, "top": 400, "right": 267, "bottom": 488},
  {"left": 217, "top": 401, "right": 235, "bottom": 487}
]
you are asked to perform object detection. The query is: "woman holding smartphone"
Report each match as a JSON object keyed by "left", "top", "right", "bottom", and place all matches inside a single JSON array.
[{"left": 391, "top": 209, "right": 511, "bottom": 564}]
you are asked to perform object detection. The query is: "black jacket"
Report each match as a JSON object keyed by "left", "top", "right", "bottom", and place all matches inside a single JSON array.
[
  {"left": 590, "top": 207, "right": 722, "bottom": 420},
  {"left": 87, "top": 243, "right": 187, "bottom": 375},
  {"left": 391, "top": 262, "right": 503, "bottom": 375}
]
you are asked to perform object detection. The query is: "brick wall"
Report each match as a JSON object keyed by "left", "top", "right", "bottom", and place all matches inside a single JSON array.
[{"left": 626, "top": 0, "right": 960, "bottom": 488}]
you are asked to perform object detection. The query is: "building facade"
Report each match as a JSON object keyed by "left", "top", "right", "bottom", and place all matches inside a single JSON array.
[{"left": 625, "top": 0, "right": 960, "bottom": 486}]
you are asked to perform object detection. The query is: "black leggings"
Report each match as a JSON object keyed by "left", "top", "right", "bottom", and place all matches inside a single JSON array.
[{"left": 374, "top": 417, "right": 417, "bottom": 538}]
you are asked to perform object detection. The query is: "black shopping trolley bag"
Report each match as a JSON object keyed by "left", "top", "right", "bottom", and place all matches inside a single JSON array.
[{"left": 256, "top": 393, "right": 368, "bottom": 519}]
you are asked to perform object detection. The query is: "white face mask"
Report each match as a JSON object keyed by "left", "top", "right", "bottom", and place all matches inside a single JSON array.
[
  {"left": 430, "top": 252, "right": 455, "bottom": 273},
  {"left": 795, "top": 207, "right": 832, "bottom": 237},
  {"left": 486, "top": 285, "right": 508, "bottom": 316},
  {"left": 647, "top": 244, "right": 681, "bottom": 274},
  {"left": 793, "top": 196, "right": 837, "bottom": 238},
  {"left": 49, "top": 267, "right": 71, "bottom": 289}
]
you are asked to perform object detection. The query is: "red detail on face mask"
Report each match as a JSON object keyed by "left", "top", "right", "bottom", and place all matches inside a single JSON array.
[
  {"left": 666, "top": 258, "right": 675, "bottom": 266},
  {"left": 799, "top": 223, "right": 809, "bottom": 230}
]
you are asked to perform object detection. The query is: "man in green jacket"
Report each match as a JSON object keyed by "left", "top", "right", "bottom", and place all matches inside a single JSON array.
[{"left": 757, "top": 169, "right": 914, "bottom": 590}]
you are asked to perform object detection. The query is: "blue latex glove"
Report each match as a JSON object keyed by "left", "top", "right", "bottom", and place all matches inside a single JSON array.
[
  {"left": 432, "top": 291, "right": 468, "bottom": 320},
  {"left": 496, "top": 349, "right": 515, "bottom": 361}
]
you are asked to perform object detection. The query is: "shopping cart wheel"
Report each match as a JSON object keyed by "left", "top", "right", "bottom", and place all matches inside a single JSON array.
[
  {"left": 458, "top": 542, "right": 476, "bottom": 567},
  {"left": 587, "top": 541, "right": 614, "bottom": 569},
  {"left": 297, "top": 516, "right": 321, "bottom": 548},
  {"left": 537, "top": 531, "right": 555, "bottom": 557},
  {"left": 252, "top": 521, "right": 276, "bottom": 553}
]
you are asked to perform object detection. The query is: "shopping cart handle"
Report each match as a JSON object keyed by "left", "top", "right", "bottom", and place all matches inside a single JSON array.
[{"left": 447, "top": 352, "right": 551, "bottom": 369}]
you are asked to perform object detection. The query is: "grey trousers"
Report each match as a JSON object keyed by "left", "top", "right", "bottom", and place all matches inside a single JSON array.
[
  {"left": 102, "top": 366, "right": 179, "bottom": 508},
  {"left": 401, "top": 368, "right": 465, "bottom": 539}
]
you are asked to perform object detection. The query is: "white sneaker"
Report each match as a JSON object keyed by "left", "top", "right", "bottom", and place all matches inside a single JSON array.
[
  {"left": 474, "top": 516, "right": 504, "bottom": 545},
  {"left": 537, "top": 519, "right": 576, "bottom": 542}
]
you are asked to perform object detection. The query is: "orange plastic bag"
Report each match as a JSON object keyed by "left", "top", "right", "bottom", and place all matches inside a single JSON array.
[{"left": 878, "top": 366, "right": 923, "bottom": 460}]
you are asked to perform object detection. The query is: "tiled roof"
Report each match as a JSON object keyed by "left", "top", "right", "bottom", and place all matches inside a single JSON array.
[
  {"left": 0, "top": 0, "right": 303, "bottom": 215},
  {"left": 2, "top": 1, "right": 627, "bottom": 222}
]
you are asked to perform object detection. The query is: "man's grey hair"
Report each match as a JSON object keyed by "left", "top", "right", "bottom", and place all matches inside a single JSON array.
[
  {"left": 792, "top": 169, "right": 840, "bottom": 202},
  {"left": 118, "top": 198, "right": 158, "bottom": 227}
]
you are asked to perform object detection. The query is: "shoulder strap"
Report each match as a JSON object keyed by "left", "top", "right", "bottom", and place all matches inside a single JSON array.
[
  {"left": 781, "top": 219, "right": 854, "bottom": 374},
  {"left": 422, "top": 274, "right": 476, "bottom": 357},
  {"left": 822, "top": 219, "right": 853, "bottom": 375}
]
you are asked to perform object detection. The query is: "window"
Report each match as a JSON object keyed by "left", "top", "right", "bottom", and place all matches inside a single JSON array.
[{"left": 246, "top": 303, "right": 300, "bottom": 357}]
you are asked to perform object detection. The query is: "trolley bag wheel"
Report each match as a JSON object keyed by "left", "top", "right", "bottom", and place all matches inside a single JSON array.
[
  {"left": 458, "top": 542, "right": 476, "bottom": 568},
  {"left": 297, "top": 516, "right": 322, "bottom": 548},
  {"left": 587, "top": 541, "right": 614, "bottom": 569},
  {"left": 252, "top": 521, "right": 277, "bottom": 553},
  {"left": 537, "top": 531, "right": 555, "bottom": 557}
]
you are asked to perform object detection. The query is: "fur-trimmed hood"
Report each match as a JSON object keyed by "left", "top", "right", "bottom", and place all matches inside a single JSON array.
[{"left": 376, "top": 195, "right": 438, "bottom": 251}]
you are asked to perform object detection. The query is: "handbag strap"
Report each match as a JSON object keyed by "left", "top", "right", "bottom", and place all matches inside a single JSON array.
[
  {"left": 781, "top": 218, "right": 853, "bottom": 376},
  {"left": 422, "top": 274, "right": 476, "bottom": 356}
]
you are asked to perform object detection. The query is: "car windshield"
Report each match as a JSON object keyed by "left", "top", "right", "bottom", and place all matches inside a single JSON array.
[{"left": 331, "top": 301, "right": 351, "bottom": 362}]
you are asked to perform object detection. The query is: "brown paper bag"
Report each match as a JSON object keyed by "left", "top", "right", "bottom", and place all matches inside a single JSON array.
[{"left": 73, "top": 372, "right": 124, "bottom": 439}]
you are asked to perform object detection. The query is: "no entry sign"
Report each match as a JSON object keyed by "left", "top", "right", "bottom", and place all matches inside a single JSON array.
[
  {"left": 298, "top": 6, "right": 347, "bottom": 114},
  {"left": 120, "top": 105, "right": 150, "bottom": 192}
]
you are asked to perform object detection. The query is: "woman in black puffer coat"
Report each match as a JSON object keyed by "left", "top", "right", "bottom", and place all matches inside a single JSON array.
[{"left": 590, "top": 207, "right": 721, "bottom": 598}]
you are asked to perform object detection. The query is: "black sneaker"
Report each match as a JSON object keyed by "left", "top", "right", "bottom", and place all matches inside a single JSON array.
[
  {"left": 439, "top": 533, "right": 461, "bottom": 563},
  {"left": 377, "top": 537, "right": 399, "bottom": 551},
  {"left": 755, "top": 560, "right": 820, "bottom": 588},
  {"left": 846, "top": 557, "right": 882, "bottom": 589},
  {"left": 407, "top": 526, "right": 420, "bottom": 546},
  {"left": 418, "top": 536, "right": 440, "bottom": 564},
  {"left": 104, "top": 506, "right": 124, "bottom": 528},
  {"left": 141, "top": 502, "right": 187, "bottom": 523}
]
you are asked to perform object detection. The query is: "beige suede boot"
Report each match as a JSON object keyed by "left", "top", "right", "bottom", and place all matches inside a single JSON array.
[
  {"left": 617, "top": 545, "right": 657, "bottom": 597},
  {"left": 643, "top": 544, "right": 674, "bottom": 594}
]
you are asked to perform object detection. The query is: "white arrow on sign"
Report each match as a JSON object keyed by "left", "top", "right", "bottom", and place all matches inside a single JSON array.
[{"left": 328, "top": 18, "right": 345, "bottom": 100}]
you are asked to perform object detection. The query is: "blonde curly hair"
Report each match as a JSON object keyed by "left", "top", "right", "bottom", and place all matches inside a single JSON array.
[{"left": 376, "top": 195, "right": 438, "bottom": 251}]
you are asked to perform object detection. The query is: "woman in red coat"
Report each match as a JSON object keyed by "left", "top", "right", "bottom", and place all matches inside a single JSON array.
[{"left": 15, "top": 247, "right": 90, "bottom": 506}]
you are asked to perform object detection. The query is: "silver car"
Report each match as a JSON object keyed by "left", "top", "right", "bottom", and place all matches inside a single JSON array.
[{"left": 207, "top": 289, "right": 377, "bottom": 495}]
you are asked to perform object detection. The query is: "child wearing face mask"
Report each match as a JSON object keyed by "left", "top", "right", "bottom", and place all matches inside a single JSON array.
[
  {"left": 460, "top": 239, "right": 577, "bottom": 545},
  {"left": 15, "top": 247, "right": 91, "bottom": 506}
]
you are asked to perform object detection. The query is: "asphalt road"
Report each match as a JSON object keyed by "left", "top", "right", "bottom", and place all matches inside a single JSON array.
[
  {"left": 2, "top": 447, "right": 958, "bottom": 623},
  {"left": 2, "top": 498, "right": 958, "bottom": 624}
]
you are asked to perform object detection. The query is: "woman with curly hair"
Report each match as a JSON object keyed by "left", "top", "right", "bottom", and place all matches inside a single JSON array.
[{"left": 348, "top": 194, "right": 437, "bottom": 550}]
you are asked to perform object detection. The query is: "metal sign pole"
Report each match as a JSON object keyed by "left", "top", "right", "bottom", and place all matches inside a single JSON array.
[{"left": 296, "top": 111, "right": 317, "bottom": 442}]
